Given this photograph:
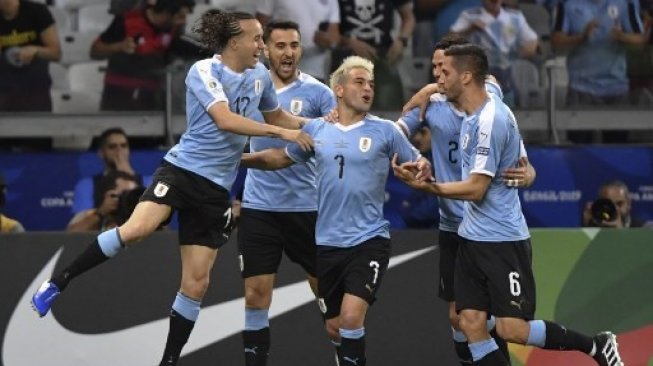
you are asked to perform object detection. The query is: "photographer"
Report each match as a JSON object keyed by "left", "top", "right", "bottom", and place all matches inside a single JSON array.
[
  {"left": 0, "top": 173, "right": 25, "bottom": 233},
  {"left": 582, "top": 180, "right": 645, "bottom": 228},
  {"left": 67, "top": 171, "right": 141, "bottom": 232}
]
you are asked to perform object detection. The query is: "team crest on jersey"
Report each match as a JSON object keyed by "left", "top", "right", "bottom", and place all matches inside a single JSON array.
[
  {"left": 254, "top": 79, "right": 262, "bottom": 95},
  {"left": 359, "top": 137, "right": 372, "bottom": 152},
  {"left": 290, "top": 99, "right": 303, "bottom": 115},
  {"left": 607, "top": 5, "right": 619, "bottom": 19},
  {"left": 462, "top": 134, "right": 470, "bottom": 150},
  {"left": 153, "top": 182, "right": 169, "bottom": 198}
]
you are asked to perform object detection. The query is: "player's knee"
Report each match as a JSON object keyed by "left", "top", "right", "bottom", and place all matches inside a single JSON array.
[
  {"left": 495, "top": 318, "right": 528, "bottom": 343},
  {"left": 338, "top": 309, "right": 364, "bottom": 329},
  {"left": 181, "top": 273, "right": 210, "bottom": 299},
  {"left": 244, "top": 284, "right": 272, "bottom": 309}
]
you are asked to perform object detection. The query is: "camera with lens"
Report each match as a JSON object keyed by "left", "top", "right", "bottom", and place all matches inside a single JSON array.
[{"left": 589, "top": 198, "right": 618, "bottom": 226}]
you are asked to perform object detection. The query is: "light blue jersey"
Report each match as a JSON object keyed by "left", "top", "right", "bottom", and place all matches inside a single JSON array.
[
  {"left": 164, "top": 56, "right": 279, "bottom": 191},
  {"left": 555, "top": 0, "right": 643, "bottom": 96},
  {"left": 243, "top": 72, "right": 336, "bottom": 211},
  {"left": 397, "top": 80, "right": 506, "bottom": 232},
  {"left": 458, "top": 93, "right": 529, "bottom": 242},
  {"left": 286, "top": 115, "right": 421, "bottom": 247}
]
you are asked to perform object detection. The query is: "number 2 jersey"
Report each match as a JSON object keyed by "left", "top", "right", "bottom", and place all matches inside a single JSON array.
[{"left": 286, "top": 115, "right": 421, "bottom": 248}]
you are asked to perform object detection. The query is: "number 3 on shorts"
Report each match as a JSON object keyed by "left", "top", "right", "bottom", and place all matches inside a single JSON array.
[{"left": 509, "top": 271, "right": 521, "bottom": 296}]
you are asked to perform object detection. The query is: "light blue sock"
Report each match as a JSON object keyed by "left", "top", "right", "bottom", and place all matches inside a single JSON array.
[
  {"left": 172, "top": 292, "right": 201, "bottom": 321},
  {"left": 339, "top": 327, "right": 365, "bottom": 339},
  {"left": 527, "top": 320, "right": 546, "bottom": 347},
  {"left": 244, "top": 308, "right": 269, "bottom": 331},
  {"left": 97, "top": 228, "right": 123, "bottom": 257},
  {"left": 468, "top": 338, "right": 499, "bottom": 361}
]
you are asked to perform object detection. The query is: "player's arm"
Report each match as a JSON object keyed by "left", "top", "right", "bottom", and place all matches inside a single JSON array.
[
  {"left": 262, "top": 107, "right": 308, "bottom": 130},
  {"left": 502, "top": 156, "right": 536, "bottom": 188},
  {"left": 208, "top": 103, "right": 312, "bottom": 151},
  {"left": 401, "top": 83, "right": 439, "bottom": 119},
  {"left": 241, "top": 148, "right": 295, "bottom": 171}
]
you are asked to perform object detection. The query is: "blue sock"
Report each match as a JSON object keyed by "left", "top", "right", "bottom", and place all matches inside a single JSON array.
[
  {"left": 468, "top": 338, "right": 499, "bottom": 361},
  {"left": 244, "top": 308, "right": 269, "bottom": 331},
  {"left": 527, "top": 320, "right": 546, "bottom": 347},
  {"left": 172, "top": 292, "right": 201, "bottom": 321},
  {"left": 339, "top": 327, "right": 365, "bottom": 339},
  {"left": 97, "top": 228, "right": 123, "bottom": 257}
]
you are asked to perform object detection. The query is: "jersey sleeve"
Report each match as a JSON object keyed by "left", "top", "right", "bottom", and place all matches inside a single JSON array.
[
  {"left": 450, "top": 10, "right": 472, "bottom": 33},
  {"left": 186, "top": 62, "right": 228, "bottom": 110},
  {"left": 99, "top": 15, "right": 126, "bottom": 43},
  {"left": 389, "top": 123, "right": 421, "bottom": 163},
  {"left": 258, "top": 70, "right": 280, "bottom": 112},
  {"left": 517, "top": 11, "right": 538, "bottom": 43},
  {"left": 469, "top": 110, "right": 507, "bottom": 178},
  {"left": 34, "top": 4, "right": 55, "bottom": 33},
  {"left": 485, "top": 79, "right": 504, "bottom": 100},
  {"left": 519, "top": 139, "right": 528, "bottom": 159},
  {"left": 396, "top": 107, "right": 422, "bottom": 137},
  {"left": 327, "top": 0, "right": 341, "bottom": 23},
  {"left": 285, "top": 120, "right": 319, "bottom": 163},
  {"left": 553, "top": 2, "right": 571, "bottom": 34},
  {"left": 622, "top": 0, "right": 644, "bottom": 33}
]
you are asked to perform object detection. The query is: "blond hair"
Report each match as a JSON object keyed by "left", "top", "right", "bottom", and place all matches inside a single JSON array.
[{"left": 329, "top": 56, "right": 374, "bottom": 91}]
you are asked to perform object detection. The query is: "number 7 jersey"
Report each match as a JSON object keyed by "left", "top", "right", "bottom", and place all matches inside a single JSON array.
[{"left": 286, "top": 115, "right": 421, "bottom": 248}]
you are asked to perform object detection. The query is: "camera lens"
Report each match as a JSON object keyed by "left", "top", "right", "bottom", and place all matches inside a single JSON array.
[{"left": 590, "top": 198, "right": 618, "bottom": 224}]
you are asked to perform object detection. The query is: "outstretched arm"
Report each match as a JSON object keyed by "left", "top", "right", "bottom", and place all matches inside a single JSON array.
[
  {"left": 241, "top": 148, "right": 295, "bottom": 171},
  {"left": 262, "top": 107, "right": 309, "bottom": 130}
]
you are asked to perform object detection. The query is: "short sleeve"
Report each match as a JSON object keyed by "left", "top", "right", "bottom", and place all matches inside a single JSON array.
[
  {"left": 470, "top": 112, "right": 506, "bottom": 178},
  {"left": 33, "top": 4, "right": 55, "bottom": 33},
  {"left": 389, "top": 123, "right": 421, "bottom": 163},
  {"left": 485, "top": 79, "right": 504, "bottom": 100},
  {"left": 186, "top": 62, "right": 228, "bottom": 110},
  {"left": 517, "top": 12, "right": 538, "bottom": 43},
  {"left": 396, "top": 107, "right": 422, "bottom": 136},
  {"left": 552, "top": 2, "right": 571, "bottom": 33},
  {"left": 450, "top": 10, "right": 472, "bottom": 33},
  {"left": 622, "top": 0, "right": 644, "bottom": 33},
  {"left": 519, "top": 139, "right": 528, "bottom": 159},
  {"left": 258, "top": 71, "right": 280, "bottom": 112},
  {"left": 285, "top": 119, "right": 319, "bottom": 163},
  {"left": 327, "top": 0, "right": 341, "bottom": 23}
]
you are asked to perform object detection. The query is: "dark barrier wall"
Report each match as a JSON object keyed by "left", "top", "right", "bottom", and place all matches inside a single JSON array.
[
  {"left": 1, "top": 146, "right": 652, "bottom": 230},
  {"left": 1, "top": 229, "right": 652, "bottom": 366}
]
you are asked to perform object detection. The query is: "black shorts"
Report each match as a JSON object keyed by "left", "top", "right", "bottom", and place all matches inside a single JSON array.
[
  {"left": 455, "top": 238, "right": 536, "bottom": 319},
  {"left": 316, "top": 237, "right": 391, "bottom": 320},
  {"left": 237, "top": 208, "right": 317, "bottom": 278},
  {"left": 141, "top": 160, "right": 234, "bottom": 249},
  {"left": 438, "top": 230, "right": 464, "bottom": 302}
]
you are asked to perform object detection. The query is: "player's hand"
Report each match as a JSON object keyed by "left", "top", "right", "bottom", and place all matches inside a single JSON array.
[
  {"left": 415, "top": 157, "right": 434, "bottom": 182},
  {"left": 281, "top": 129, "right": 314, "bottom": 151},
  {"left": 471, "top": 20, "right": 486, "bottom": 31},
  {"left": 113, "top": 149, "right": 135, "bottom": 175},
  {"left": 583, "top": 20, "right": 599, "bottom": 41},
  {"left": 402, "top": 84, "right": 439, "bottom": 120},
  {"left": 391, "top": 154, "right": 430, "bottom": 190},
  {"left": 323, "top": 108, "right": 339, "bottom": 124},
  {"left": 610, "top": 24, "right": 624, "bottom": 42},
  {"left": 502, "top": 157, "right": 532, "bottom": 188}
]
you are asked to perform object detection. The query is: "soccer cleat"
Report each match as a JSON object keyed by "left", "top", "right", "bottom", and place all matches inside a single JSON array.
[
  {"left": 30, "top": 280, "right": 60, "bottom": 317},
  {"left": 592, "top": 332, "right": 624, "bottom": 366}
]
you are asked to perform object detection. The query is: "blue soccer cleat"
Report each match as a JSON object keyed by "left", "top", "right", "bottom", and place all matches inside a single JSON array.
[{"left": 31, "top": 280, "right": 60, "bottom": 317}]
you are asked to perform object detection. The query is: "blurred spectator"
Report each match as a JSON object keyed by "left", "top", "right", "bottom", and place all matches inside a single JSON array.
[
  {"left": 536, "top": 0, "right": 563, "bottom": 12},
  {"left": 628, "top": 0, "right": 653, "bottom": 104},
  {"left": 431, "top": 0, "right": 480, "bottom": 45},
  {"left": 334, "top": 0, "right": 415, "bottom": 109},
  {"left": 0, "top": 173, "right": 25, "bottom": 233},
  {"left": 110, "top": 0, "right": 155, "bottom": 15},
  {"left": 582, "top": 180, "right": 645, "bottom": 228},
  {"left": 0, "top": 0, "right": 61, "bottom": 111},
  {"left": 72, "top": 127, "right": 144, "bottom": 214},
  {"left": 399, "top": 126, "right": 439, "bottom": 228},
  {"left": 552, "top": 0, "right": 646, "bottom": 143},
  {"left": 450, "top": 0, "right": 538, "bottom": 107},
  {"left": 256, "top": 0, "right": 340, "bottom": 83},
  {"left": 91, "top": 0, "right": 201, "bottom": 111},
  {"left": 67, "top": 171, "right": 141, "bottom": 232}
]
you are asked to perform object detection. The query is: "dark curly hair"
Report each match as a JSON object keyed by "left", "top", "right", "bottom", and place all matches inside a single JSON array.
[{"left": 193, "top": 9, "right": 256, "bottom": 53}]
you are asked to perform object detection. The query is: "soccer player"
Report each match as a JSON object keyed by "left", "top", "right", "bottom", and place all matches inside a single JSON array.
[
  {"left": 31, "top": 10, "right": 312, "bottom": 366},
  {"left": 392, "top": 44, "right": 623, "bottom": 366},
  {"left": 397, "top": 34, "right": 535, "bottom": 365},
  {"left": 238, "top": 20, "right": 336, "bottom": 366},
  {"left": 241, "top": 56, "right": 430, "bottom": 366}
]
